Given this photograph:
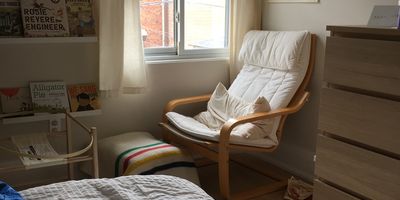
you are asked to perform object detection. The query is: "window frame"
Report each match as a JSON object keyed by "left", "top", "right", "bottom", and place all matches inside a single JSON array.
[{"left": 142, "top": 0, "right": 230, "bottom": 60}]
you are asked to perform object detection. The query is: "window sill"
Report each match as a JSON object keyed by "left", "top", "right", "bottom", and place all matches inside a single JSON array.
[{"left": 145, "top": 56, "right": 229, "bottom": 65}]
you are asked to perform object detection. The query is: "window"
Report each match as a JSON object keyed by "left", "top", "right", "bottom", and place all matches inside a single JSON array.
[{"left": 140, "top": 0, "right": 229, "bottom": 59}]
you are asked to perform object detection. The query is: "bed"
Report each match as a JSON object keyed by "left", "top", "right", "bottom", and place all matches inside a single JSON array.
[{"left": 20, "top": 175, "right": 213, "bottom": 200}]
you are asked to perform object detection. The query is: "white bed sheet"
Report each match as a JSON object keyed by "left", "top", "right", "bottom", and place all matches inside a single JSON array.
[{"left": 20, "top": 175, "right": 213, "bottom": 200}]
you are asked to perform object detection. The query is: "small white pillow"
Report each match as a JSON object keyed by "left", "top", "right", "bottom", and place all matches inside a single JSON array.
[{"left": 194, "top": 83, "right": 273, "bottom": 140}]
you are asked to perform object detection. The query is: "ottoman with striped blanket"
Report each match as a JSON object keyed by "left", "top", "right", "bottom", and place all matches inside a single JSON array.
[{"left": 90, "top": 131, "right": 199, "bottom": 185}]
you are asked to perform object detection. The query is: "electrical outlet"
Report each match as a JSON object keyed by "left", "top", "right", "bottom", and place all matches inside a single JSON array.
[
  {"left": 313, "top": 154, "right": 317, "bottom": 162},
  {"left": 49, "top": 118, "right": 62, "bottom": 133}
]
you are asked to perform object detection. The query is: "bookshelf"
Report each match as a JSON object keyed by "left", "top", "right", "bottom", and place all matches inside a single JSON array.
[
  {"left": 2, "top": 110, "right": 102, "bottom": 125},
  {"left": 0, "top": 37, "right": 98, "bottom": 45}
]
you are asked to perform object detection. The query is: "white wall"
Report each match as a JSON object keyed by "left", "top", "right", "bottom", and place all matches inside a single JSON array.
[
  {"left": 0, "top": 42, "right": 229, "bottom": 186},
  {"left": 259, "top": 0, "right": 397, "bottom": 181},
  {"left": 0, "top": 43, "right": 229, "bottom": 137}
]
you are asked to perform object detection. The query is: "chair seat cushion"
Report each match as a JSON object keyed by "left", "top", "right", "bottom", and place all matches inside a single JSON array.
[{"left": 166, "top": 112, "right": 278, "bottom": 148}]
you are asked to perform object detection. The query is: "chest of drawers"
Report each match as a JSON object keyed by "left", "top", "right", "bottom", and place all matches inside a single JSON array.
[{"left": 314, "top": 26, "right": 400, "bottom": 200}]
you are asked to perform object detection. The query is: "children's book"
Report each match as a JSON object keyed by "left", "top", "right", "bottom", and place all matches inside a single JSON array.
[
  {"left": 0, "top": 87, "right": 33, "bottom": 114},
  {"left": 0, "top": 0, "right": 23, "bottom": 37},
  {"left": 30, "top": 81, "right": 70, "bottom": 114},
  {"left": 67, "top": 83, "right": 100, "bottom": 112},
  {"left": 65, "top": 0, "right": 95, "bottom": 36},
  {"left": 20, "top": 0, "right": 69, "bottom": 37}
]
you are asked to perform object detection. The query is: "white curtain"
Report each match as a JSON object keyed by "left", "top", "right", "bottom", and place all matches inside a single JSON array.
[
  {"left": 98, "top": 0, "right": 147, "bottom": 94},
  {"left": 229, "top": 0, "right": 263, "bottom": 82}
]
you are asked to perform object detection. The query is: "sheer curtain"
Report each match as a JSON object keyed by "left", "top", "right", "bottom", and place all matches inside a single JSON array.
[
  {"left": 229, "top": 0, "right": 263, "bottom": 82},
  {"left": 98, "top": 0, "right": 147, "bottom": 95}
]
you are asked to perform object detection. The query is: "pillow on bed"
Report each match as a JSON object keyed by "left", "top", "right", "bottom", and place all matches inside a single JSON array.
[{"left": 194, "top": 83, "right": 273, "bottom": 139}]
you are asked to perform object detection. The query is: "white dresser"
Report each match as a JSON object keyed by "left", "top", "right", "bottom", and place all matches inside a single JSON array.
[{"left": 313, "top": 26, "right": 400, "bottom": 200}]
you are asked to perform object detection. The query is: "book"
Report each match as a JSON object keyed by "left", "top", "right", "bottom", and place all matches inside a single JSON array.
[
  {"left": 20, "top": 0, "right": 69, "bottom": 37},
  {"left": 30, "top": 81, "right": 70, "bottom": 114},
  {"left": 0, "top": 87, "right": 33, "bottom": 114},
  {"left": 11, "top": 133, "right": 65, "bottom": 169},
  {"left": 67, "top": 83, "right": 100, "bottom": 112},
  {"left": 368, "top": 6, "right": 400, "bottom": 28},
  {"left": 0, "top": 0, "right": 23, "bottom": 37},
  {"left": 65, "top": 0, "right": 95, "bottom": 36}
]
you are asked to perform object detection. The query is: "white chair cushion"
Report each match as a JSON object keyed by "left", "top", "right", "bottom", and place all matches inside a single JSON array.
[
  {"left": 166, "top": 112, "right": 278, "bottom": 148},
  {"left": 166, "top": 30, "right": 311, "bottom": 147},
  {"left": 239, "top": 30, "right": 310, "bottom": 71},
  {"left": 232, "top": 31, "right": 311, "bottom": 110}
]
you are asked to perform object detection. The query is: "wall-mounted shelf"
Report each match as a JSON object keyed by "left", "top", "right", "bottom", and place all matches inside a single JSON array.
[
  {"left": 0, "top": 37, "right": 98, "bottom": 45},
  {"left": 2, "top": 110, "right": 102, "bottom": 125}
]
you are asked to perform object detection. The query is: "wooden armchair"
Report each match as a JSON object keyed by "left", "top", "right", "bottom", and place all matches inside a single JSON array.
[{"left": 160, "top": 32, "right": 316, "bottom": 199}]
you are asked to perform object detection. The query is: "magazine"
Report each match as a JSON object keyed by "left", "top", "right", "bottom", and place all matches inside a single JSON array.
[
  {"left": 0, "top": 0, "right": 23, "bottom": 37},
  {"left": 11, "top": 133, "right": 65, "bottom": 169},
  {"left": 30, "top": 81, "right": 70, "bottom": 114},
  {"left": 20, "top": 0, "right": 70, "bottom": 37},
  {"left": 67, "top": 83, "right": 100, "bottom": 112},
  {"left": 0, "top": 87, "right": 33, "bottom": 114},
  {"left": 65, "top": 0, "right": 95, "bottom": 36}
]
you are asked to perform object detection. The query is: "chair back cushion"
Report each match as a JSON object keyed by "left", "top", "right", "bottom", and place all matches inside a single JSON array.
[
  {"left": 230, "top": 31, "right": 311, "bottom": 110},
  {"left": 239, "top": 30, "right": 310, "bottom": 71},
  {"left": 228, "top": 30, "right": 311, "bottom": 143}
]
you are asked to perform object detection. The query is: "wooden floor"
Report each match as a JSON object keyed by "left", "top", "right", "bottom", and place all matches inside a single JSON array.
[{"left": 198, "top": 162, "right": 288, "bottom": 200}]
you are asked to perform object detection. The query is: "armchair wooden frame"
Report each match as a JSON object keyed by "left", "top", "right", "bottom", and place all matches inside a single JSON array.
[{"left": 160, "top": 34, "right": 316, "bottom": 200}]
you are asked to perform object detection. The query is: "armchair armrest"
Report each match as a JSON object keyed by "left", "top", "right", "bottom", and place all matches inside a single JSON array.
[
  {"left": 219, "top": 91, "right": 310, "bottom": 144},
  {"left": 163, "top": 94, "right": 211, "bottom": 122}
]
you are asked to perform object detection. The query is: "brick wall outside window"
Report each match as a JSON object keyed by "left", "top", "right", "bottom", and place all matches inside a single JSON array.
[{"left": 140, "top": 0, "right": 174, "bottom": 48}]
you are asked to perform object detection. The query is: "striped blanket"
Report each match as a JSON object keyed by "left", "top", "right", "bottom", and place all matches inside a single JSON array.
[
  {"left": 80, "top": 132, "right": 200, "bottom": 185},
  {"left": 114, "top": 140, "right": 199, "bottom": 185}
]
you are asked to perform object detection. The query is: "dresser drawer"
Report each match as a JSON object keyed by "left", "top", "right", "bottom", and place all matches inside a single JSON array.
[
  {"left": 315, "top": 135, "right": 400, "bottom": 200},
  {"left": 313, "top": 179, "right": 360, "bottom": 200},
  {"left": 324, "top": 36, "right": 400, "bottom": 96},
  {"left": 319, "top": 88, "right": 400, "bottom": 155}
]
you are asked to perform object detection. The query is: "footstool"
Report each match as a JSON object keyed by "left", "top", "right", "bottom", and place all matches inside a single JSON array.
[{"left": 86, "top": 131, "right": 200, "bottom": 185}]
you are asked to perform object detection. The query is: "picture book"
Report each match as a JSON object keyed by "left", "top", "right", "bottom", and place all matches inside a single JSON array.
[
  {"left": 0, "top": 87, "right": 33, "bottom": 114},
  {"left": 67, "top": 83, "right": 100, "bottom": 112},
  {"left": 0, "top": 0, "right": 23, "bottom": 37},
  {"left": 30, "top": 81, "right": 70, "bottom": 114},
  {"left": 65, "top": 0, "right": 95, "bottom": 36},
  {"left": 20, "top": 0, "right": 69, "bottom": 37}
]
